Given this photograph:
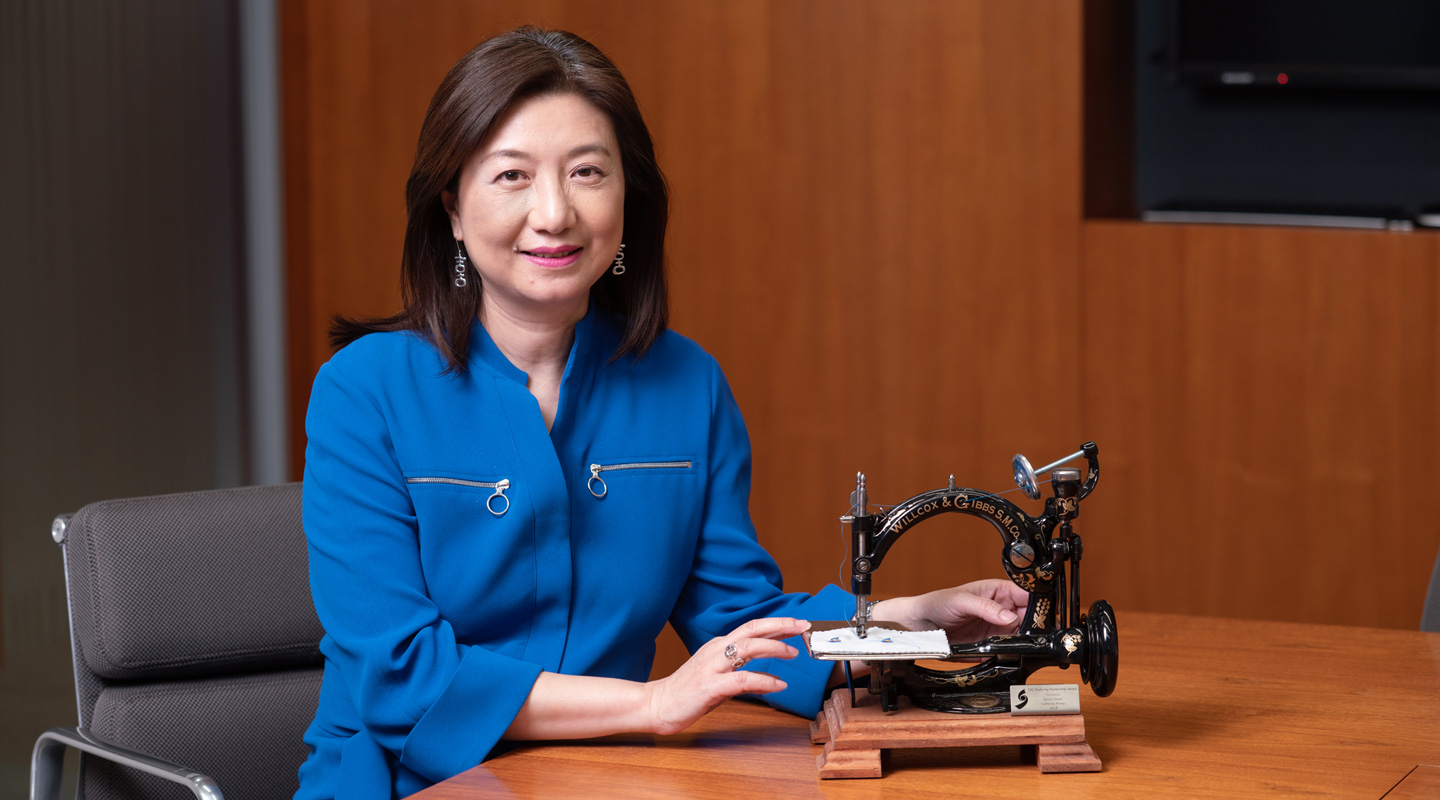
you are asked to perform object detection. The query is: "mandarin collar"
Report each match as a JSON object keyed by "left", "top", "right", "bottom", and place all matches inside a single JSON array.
[{"left": 467, "top": 303, "right": 604, "bottom": 386}]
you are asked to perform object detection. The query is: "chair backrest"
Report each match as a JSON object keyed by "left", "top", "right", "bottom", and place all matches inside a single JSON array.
[
  {"left": 57, "top": 483, "right": 324, "bottom": 800},
  {"left": 1423, "top": 544, "right": 1440, "bottom": 632}
]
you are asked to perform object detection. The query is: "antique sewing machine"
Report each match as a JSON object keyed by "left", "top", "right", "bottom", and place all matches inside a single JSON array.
[{"left": 808, "top": 442, "right": 1118, "bottom": 716}]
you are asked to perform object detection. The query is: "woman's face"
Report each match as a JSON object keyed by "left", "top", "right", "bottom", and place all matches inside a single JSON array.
[{"left": 443, "top": 92, "right": 625, "bottom": 323}]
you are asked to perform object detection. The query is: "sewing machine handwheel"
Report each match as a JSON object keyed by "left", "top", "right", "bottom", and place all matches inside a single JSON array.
[{"left": 1081, "top": 599, "right": 1118, "bottom": 697}]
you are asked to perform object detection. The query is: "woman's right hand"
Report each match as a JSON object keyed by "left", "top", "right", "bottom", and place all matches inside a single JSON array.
[{"left": 645, "top": 616, "right": 811, "bottom": 735}]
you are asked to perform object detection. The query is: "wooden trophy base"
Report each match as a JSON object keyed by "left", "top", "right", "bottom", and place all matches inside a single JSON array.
[{"left": 809, "top": 688, "right": 1102, "bottom": 779}]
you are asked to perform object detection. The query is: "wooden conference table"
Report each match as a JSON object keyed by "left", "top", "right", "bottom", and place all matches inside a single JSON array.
[{"left": 412, "top": 612, "right": 1440, "bottom": 799}]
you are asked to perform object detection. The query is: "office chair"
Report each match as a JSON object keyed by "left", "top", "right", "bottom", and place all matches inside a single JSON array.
[
  {"left": 1424, "top": 545, "right": 1440, "bottom": 633},
  {"left": 30, "top": 484, "right": 324, "bottom": 800}
]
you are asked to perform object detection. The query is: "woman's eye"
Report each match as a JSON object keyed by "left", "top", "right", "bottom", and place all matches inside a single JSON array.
[
  {"left": 498, "top": 170, "right": 524, "bottom": 182},
  {"left": 574, "top": 166, "right": 603, "bottom": 179}
]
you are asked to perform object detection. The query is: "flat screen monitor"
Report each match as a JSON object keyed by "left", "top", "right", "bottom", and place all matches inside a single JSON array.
[{"left": 1169, "top": 0, "right": 1440, "bottom": 90}]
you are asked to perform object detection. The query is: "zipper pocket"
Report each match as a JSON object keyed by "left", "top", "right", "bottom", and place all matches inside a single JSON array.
[
  {"left": 587, "top": 461, "right": 692, "bottom": 498},
  {"left": 405, "top": 477, "right": 511, "bottom": 516}
]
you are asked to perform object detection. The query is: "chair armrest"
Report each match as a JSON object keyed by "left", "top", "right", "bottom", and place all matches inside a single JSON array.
[{"left": 30, "top": 726, "right": 223, "bottom": 800}]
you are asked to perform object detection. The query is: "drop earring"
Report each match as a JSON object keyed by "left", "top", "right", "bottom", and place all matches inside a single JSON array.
[
  {"left": 453, "top": 241, "right": 468, "bottom": 288},
  {"left": 610, "top": 243, "right": 626, "bottom": 275}
]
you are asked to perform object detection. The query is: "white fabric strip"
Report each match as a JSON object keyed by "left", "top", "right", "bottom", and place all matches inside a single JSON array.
[{"left": 808, "top": 626, "right": 951, "bottom": 658}]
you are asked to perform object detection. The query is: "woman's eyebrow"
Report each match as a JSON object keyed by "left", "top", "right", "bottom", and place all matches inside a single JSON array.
[
  {"left": 479, "top": 144, "right": 611, "bottom": 164},
  {"left": 567, "top": 144, "right": 611, "bottom": 158},
  {"left": 480, "top": 148, "right": 530, "bottom": 163}
]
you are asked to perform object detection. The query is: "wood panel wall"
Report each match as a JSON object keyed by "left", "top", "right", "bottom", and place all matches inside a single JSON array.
[
  {"left": 282, "top": 0, "right": 1440, "bottom": 681},
  {"left": 1081, "top": 221, "right": 1440, "bottom": 627}
]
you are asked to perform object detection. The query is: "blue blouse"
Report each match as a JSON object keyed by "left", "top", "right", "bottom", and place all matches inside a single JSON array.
[{"left": 295, "top": 307, "right": 851, "bottom": 798}]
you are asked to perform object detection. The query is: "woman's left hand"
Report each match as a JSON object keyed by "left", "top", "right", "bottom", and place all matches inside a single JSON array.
[{"left": 872, "top": 579, "right": 1029, "bottom": 642}]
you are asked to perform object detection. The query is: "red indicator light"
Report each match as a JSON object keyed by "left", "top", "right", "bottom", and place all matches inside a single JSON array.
[{"left": 1277, "top": 73, "right": 1289, "bottom": 85}]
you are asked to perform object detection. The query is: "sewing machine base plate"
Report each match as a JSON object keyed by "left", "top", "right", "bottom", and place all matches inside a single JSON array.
[{"left": 810, "top": 688, "right": 1101, "bottom": 778}]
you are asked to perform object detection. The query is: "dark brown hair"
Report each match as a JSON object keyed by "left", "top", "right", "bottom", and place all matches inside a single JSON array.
[{"left": 331, "top": 27, "right": 670, "bottom": 371}]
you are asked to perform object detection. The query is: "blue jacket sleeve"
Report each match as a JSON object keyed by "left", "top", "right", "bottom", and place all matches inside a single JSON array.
[
  {"left": 667, "top": 360, "right": 852, "bottom": 719},
  {"left": 302, "top": 359, "right": 542, "bottom": 781}
]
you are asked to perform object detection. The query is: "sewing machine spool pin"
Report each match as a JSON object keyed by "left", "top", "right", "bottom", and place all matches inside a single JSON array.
[{"left": 1013, "top": 446, "right": 1090, "bottom": 500}]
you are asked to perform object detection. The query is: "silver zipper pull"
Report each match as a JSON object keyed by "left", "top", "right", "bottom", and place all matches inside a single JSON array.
[
  {"left": 487, "top": 478, "right": 511, "bottom": 516},
  {"left": 587, "top": 464, "right": 607, "bottom": 498}
]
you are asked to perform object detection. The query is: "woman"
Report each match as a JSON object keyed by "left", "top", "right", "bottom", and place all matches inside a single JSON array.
[{"left": 297, "top": 27, "right": 1026, "bottom": 798}]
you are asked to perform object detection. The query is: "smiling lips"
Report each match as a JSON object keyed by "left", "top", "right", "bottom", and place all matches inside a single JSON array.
[{"left": 521, "top": 245, "right": 583, "bottom": 268}]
